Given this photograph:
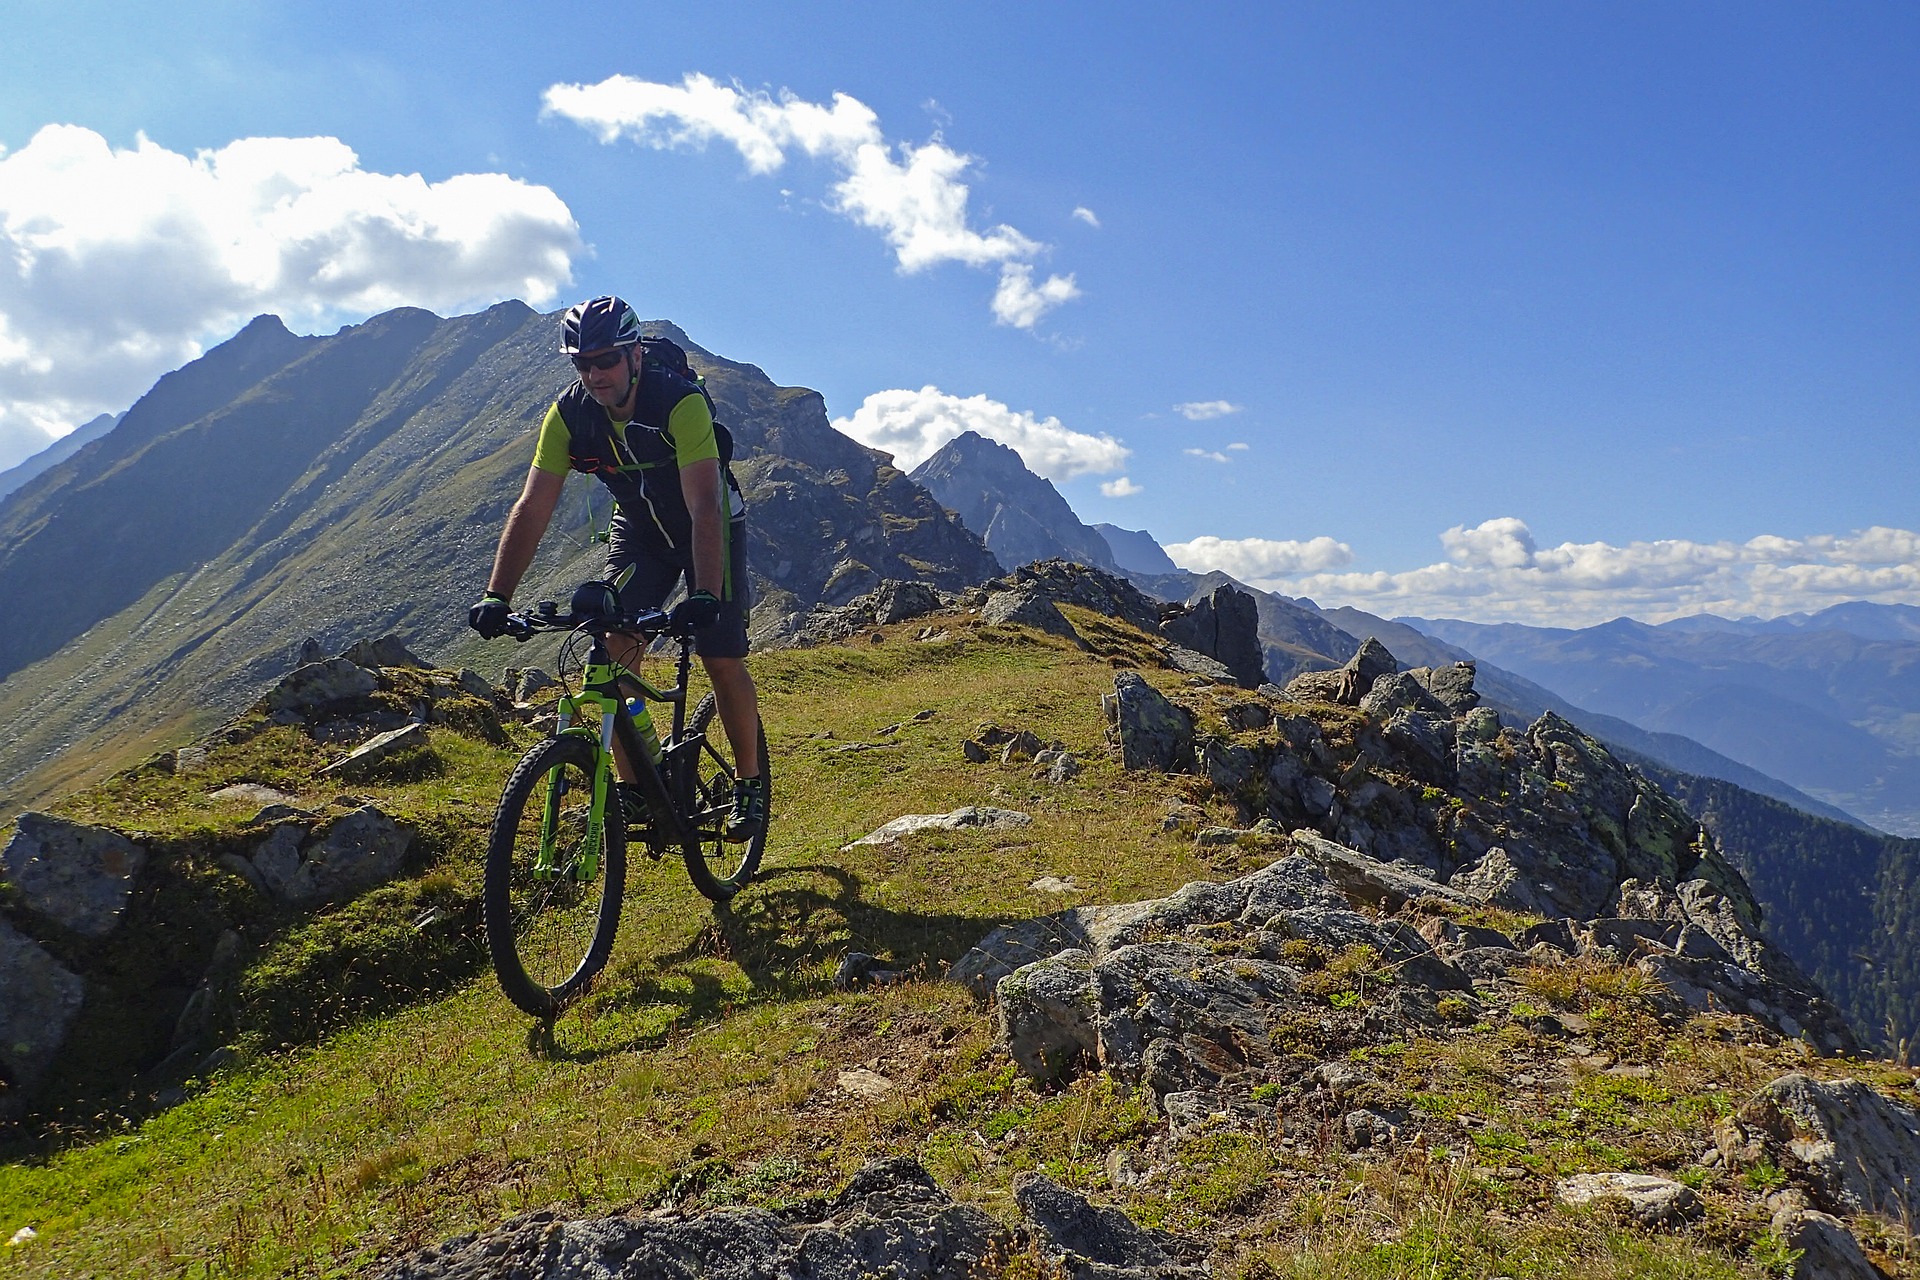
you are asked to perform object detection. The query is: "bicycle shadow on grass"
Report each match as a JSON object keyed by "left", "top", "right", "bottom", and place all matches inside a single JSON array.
[{"left": 531, "top": 859, "right": 1042, "bottom": 1062}]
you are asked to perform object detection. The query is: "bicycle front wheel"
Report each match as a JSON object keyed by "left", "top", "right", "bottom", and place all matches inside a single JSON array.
[
  {"left": 679, "top": 694, "right": 769, "bottom": 902},
  {"left": 484, "top": 734, "right": 626, "bottom": 1017}
]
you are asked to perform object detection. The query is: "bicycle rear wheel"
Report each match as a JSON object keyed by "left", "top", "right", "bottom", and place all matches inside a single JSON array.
[
  {"left": 484, "top": 734, "right": 626, "bottom": 1016},
  {"left": 678, "top": 693, "right": 769, "bottom": 901}
]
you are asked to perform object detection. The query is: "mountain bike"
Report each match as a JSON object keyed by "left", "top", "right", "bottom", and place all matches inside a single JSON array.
[{"left": 482, "top": 591, "right": 769, "bottom": 1018}]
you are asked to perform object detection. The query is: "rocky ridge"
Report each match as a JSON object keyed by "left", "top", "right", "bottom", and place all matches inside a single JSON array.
[{"left": 10, "top": 564, "right": 1920, "bottom": 1277}]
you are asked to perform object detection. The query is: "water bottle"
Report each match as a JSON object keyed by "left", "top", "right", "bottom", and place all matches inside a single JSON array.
[{"left": 625, "top": 697, "right": 664, "bottom": 765}]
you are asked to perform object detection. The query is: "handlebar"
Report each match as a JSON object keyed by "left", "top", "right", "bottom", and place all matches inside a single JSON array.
[{"left": 502, "top": 604, "right": 679, "bottom": 643}]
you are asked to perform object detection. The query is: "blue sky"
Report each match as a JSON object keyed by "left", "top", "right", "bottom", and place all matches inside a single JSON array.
[{"left": 2, "top": 1, "right": 1915, "bottom": 623}]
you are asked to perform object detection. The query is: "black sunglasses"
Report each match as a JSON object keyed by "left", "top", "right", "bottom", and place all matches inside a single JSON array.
[{"left": 570, "top": 349, "right": 627, "bottom": 372}]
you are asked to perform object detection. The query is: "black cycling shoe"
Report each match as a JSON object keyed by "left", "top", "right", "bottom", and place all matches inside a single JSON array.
[
  {"left": 725, "top": 776, "right": 766, "bottom": 843},
  {"left": 617, "top": 782, "right": 651, "bottom": 837}
]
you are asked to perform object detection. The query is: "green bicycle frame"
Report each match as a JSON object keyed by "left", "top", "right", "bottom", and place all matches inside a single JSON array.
[{"left": 536, "top": 637, "right": 693, "bottom": 879}]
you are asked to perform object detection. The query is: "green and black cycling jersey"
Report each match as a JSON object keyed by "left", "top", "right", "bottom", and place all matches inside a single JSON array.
[{"left": 532, "top": 360, "right": 745, "bottom": 565}]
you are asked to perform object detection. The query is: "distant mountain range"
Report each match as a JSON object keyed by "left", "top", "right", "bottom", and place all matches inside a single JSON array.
[
  {"left": 0, "top": 304, "right": 997, "bottom": 814},
  {"left": 1407, "top": 613, "right": 1920, "bottom": 837},
  {"left": 0, "top": 411, "right": 122, "bottom": 503}
]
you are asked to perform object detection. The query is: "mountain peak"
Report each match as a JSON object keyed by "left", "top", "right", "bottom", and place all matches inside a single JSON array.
[{"left": 909, "top": 434, "right": 1116, "bottom": 573}]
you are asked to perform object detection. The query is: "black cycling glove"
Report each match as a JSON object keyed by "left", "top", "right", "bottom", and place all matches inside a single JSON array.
[
  {"left": 668, "top": 590, "right": 721, "bottom": 632},
  {"left": 469, "top": 592, "right": 511, "bottom": 638}
]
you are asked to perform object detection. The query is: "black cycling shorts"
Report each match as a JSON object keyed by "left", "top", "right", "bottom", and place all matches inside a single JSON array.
[{"left": 607, "top": 518, "right": 752, "bottom": 660}]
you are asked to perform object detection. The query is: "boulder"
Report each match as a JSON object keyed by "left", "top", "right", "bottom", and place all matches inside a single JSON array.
[
  {"left": 999, "top": 948, "right": 1098, "bottom": 1083},
  {"left": 1413, "top": 661, "right": 1480, "bottom": 714},
  {"left": 320, "top": 722, "right": 429, "bottom": 779},
  {"left": 1555, "top": 1173, "right": 1701, "bottom": 1228},
  {"left": 341, "top": 635, "right": 428, "bottom": 669},
  {"left": 1733, "top": 1073, "right": 1920, "bottom": 1222},
  {"left": 372, "top": 1155, "right": 1198, "bottom": 1280},
  {"left": 1014, "top": 1172, "right": 1205, "bottom": 1278},
  {"left": 1005, "top": 560, "right": 1164, "bottom": 635},
  {"left": 1162, "top": 647, "right": 1237, "bottom": 682},
  {"left": 1103, "top": 672, "right": 1194, "bottom": 772},
  {"left": 1281, "top": 669, "right": 1345, "bottom": 703},
  {"left": 0, "top": 917, "right": 86, "bottom": 1100},
  {"left": 0, "top": 812, "right": 147, "bottom": 939},
  {"left": 263, "top": 657, "right": 378, "bottom": 720},
  {"left": 1160, "top": 585, "right": 1265, "bottom": 688},
  {"left": 1334, "top": 638, "right": 1398, "bottom": 705},
  {"left": 251, "top": 806, "right": 411, "bottom": 907},
  {"left": 980, "top": 587, "right": 1083, "bottom": 643},
  {"left": 844, "top": 807, "right": 1031, "bottom": 849},
  {"left": 868, "top": 579, "right": 944, "bottom": 625}
]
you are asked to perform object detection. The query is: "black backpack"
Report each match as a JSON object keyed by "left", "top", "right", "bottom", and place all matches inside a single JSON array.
[{"left": 640, "top": 335, "right": 734, "bottom": 466}]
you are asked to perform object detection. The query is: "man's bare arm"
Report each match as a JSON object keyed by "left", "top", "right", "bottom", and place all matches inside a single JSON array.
[{"left": 486, "top": 466, "right": 566, "bottom": 600}]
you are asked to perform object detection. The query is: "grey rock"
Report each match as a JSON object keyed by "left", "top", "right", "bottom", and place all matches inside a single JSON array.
[
  {"left": 373, "top": 1156, "right": 1006, "bottom": 1280},
  {"left": 1004, "top": 560, "right": 1165, "bottom": 635},
  {"left": 207, "top": 782, "right": 301, "bottom": 808},
  {"left": 1196, "top": 738, "right": 1257, "bottom": 794},
  {"left": 1103, "top": 672, "right": 1194, "bottom": 773},
  {"left": 1291, "top": 830, "right": 1475, "bottom": 912},
  {"left": 263, "top": 657, "right": 378, "bottom": 719},
  {"left": 1296, "top": 773, "right": 1337, "bottom": 817},
  {"left": 1414, "top": 661, "right": 1481, "bottom": 714},
  {"left": 454, "top": 668, "right": 497, "bottom": 701},
  {"left": 320, "top": 722, "right": 428, "bottom": 778},
  {"left": 1015, "top": 1171, "right": 1205, "bottom": 1278},
  {"left": 1035, "top": 749, "right": 1083, "bottom": 783},
  {"left": 507, "top": 667, "right": 559, "bottom": 702},
  {"left": 845, "top": 807, "right": 1031, "bottom": 849},
  {"left": 1738, "top": 1073, "right": 1920, "bottom": 1222},
  {"left": 1769, "top": 1196, "right": 1882, "bottom": 1280},
  {"left": 0, "top": 917, "right": 86, "bottom": 1099},
  {"left": 1222, "top": 702, "right": 1271, "bottom": 732},
  {"left": 869, "top": 579, "right": 943, "bottom": 625},
  {"left": 1, "top": 812, "right": 147, "bottom": 938},
  {"left": 254, "top": 806, "right": 411, "bottom": 907},
  {"left": 1335, "top": 638, "right": 1398, "bottom": 705},
  {"left": 1358, "top": 671, "right": 1451, "bottom": 721},
  {"left": 1280, "top": 669, "right": 1345, "bottom": 703},
  {"left": 999, "top": 949, "right": 1098, "bottom": 1083},
  {"left": 961, "top": 739, "right": 990, "bottom": 763},
  {"left": 173, "top": 746, "right": 210, "bottom": 774},
  {"left": 341, "top": 634, "right": 427, "bottom": 669},
  {"left": 981, "top": 588, "right": 1082, "bottom": 643},
  {"left": 1161, "top": 646, "right": 1236, "bottom": 682},
  {"left": 1555, "top": 1173, "right": 1701, "bottom": 1228},
  {"left": 1160, "top": 585, "right": 1265, "bottom": 689},
  {"left": 1002, "top": 730, "right": 1044, "bottom": 763}
]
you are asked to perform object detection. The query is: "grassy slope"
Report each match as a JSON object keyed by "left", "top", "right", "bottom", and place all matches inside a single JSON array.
[{"left": 2, "top": 614, "right": 1913, "bottom": 1279}]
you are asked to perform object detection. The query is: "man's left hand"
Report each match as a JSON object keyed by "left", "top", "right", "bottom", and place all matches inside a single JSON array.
[{"left": 669, "top": 590, "right": 721, "bottom": 632}]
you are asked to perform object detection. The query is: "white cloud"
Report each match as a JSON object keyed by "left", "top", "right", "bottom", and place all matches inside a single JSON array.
[
  {"left": 1228, "top": 442, "right": 1250, "bottom": 452},
  {"left": 1167, "top": 535, "right": 1356, "bottom": 578},
  {"left": 991, "top": 263, "right": 1082, "bottom": 328},
  {"left": 1072, "top": 206, "right": 1101, "bottom": 228},
  {"left": 0, "top": 124, "right": 580, "bottom": 467},
  {"left": 1174, "top": 400, "right": 1243, "bottom": 420},
  {"left": 1184, "top": 447, "right": 1231, "bottom": 463},
  {"left": 1216, "top": 516, "right": 1920, "bottom": 625},
  {"left": 1101, "top": 476, "right": 1143, "bottom": 497},
  {"left": 831, "top": 385, "right": 1128, "bottom": 479},
  {"left": 541, "top": 73, "right": 1077, "bottom": 328}
]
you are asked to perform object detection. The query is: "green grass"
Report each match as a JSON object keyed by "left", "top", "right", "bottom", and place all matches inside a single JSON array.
[{"left": 1, "top": 613, "right": 1910, "bottom": 1278}]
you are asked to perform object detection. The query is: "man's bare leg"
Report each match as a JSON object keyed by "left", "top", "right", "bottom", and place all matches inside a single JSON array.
[{"left": 700, "top": 654, "right": 762, "bottom": 777}]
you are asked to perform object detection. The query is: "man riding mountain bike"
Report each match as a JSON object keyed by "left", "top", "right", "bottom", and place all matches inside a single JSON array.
[{"left": 468, "top": 295, "right": 766, "bottom": 842}]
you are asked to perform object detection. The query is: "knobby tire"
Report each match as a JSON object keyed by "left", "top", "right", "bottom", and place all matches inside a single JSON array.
[
  {"left": 679, "top": 693, "right": 769, "bottom": 901},
  {"left": 484, "top": 734, "right": 626, "bottom": 1017}
]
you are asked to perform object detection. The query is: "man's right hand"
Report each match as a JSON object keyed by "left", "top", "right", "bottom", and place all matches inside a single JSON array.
[{"left": 469, "top": 593, "right": 512, "bottom": 638}]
